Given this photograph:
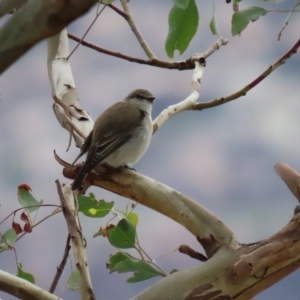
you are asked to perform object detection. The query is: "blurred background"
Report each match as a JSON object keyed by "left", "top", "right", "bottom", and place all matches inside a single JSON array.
[{"left": 1, "top": 0, "right": 300, "bottom": 299}]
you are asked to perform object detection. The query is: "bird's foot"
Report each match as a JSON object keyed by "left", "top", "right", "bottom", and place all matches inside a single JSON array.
[{"left": 124, "top": 165, "right": 136, "bottom": 171}]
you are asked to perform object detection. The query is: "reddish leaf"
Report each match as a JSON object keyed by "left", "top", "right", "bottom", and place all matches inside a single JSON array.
[
  {"left": 24, "top": 223, "right": 32, "bottom": 233},
  {"left": 12, "top": 221, "right": 23, "bottom": 234},
  {"left": 20, "top": 212, "right": 32, "bottom": 233},
  {"left": 18, "top": 184, "right": 32, "bottom": 191},
  {"left": 20, "top": 212, "right": 29, "bottom": 222}
]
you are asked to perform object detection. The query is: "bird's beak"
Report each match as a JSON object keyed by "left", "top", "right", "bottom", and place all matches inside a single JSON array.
[{"left": 147, "top": 96, "right": 155, "bottom": 102}]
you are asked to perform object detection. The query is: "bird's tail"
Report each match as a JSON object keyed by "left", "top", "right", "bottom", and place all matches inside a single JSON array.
[{"left": 71, "top": 168, "right": 87, "bottom": 191}]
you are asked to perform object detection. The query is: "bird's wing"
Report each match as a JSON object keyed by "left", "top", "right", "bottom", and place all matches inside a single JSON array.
[
  {"left": 82, "top": 132, "right": 132, "bottom": 173},
  {"left": 90, "top": 101, "right": 144, "bottom": 163},
  {"left": 72, "top": 102, "right": 144, "bottom": 190},
  {"left": 71, "top": 130, "right": 93, "bottom": 166}
]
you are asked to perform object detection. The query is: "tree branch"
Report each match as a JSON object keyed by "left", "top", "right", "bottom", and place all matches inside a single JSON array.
[
  {"left": 132, "top": 211, "right": 300, "bottom": 300},
  {"left": 0, "top": 0, "right": 97, "bottom": 74},
  {"left": 67, "top": 33, "right": 228, "bottom": 70},
  {"left": 0, "top": 269, "right": 62, "bottom": 300},
  {"left": 153, "top": 56, "right": 205, "bottom": 133},
  {"left": 275, "top": 163, "right": 300, "bottom": 203},
  {"left": 63, "top": 166, "right": 239, "bottom": 256},
  {"left": 48, "top": 29, "right": 94, "bottom": 149},
  {"left": 0, "top": 0, "right": 26, "bottom": 18},
  {"left": 49, "top": 234, "right": 71, "bottom": 294},
  {"left": 195, "top": 37, "right": 300, "bottom": 110},
  {"left": 55, "top": 180, "right": 95, "bottom": 300},
  {"left": 119, "top": 0, "right": 156, "bottom": 59}
]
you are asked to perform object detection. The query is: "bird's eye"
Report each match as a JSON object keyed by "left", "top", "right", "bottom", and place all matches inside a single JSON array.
[{"left": 136, "top": 95, "right": 143, "bottom": 100}]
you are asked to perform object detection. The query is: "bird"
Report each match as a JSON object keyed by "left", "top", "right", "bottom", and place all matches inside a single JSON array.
[{"left": 71, "top": 89, "right": 155, "bottom": 191}]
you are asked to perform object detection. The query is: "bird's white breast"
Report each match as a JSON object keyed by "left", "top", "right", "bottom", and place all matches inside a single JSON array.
[{"left": 102, "top": 113, "right": 152, "bottom": 167}]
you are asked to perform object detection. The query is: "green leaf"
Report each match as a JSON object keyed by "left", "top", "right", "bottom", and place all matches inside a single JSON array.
[
  {"left": 16, "top": 262, "right": 35, "bottom": 284},
  {"left": 102, "top": 0, "right": 115, "bottom": 4},
  {"left": 66, "top": 271, "right": 80, "bottom": 291},
  {"left": 107, "top": 218, "right": 136, "bottom": 249},
  {"left": 209, "top": 1, "right": 219, "bottom": 36},
  {"left": 0, "top": 228, "right": 17, "bottom": 250},
  {"left": 107, "top": 252, "right": 162, "bottom": 283},
  {"left": 165, "top": 0, "right": 199, "bottom": 58},
  {"left": 231, "top": 6, "right": 268, "bottom": 36},
  {"left": 126, "top": 212, "right": 138, "bottom": 227},
  {"left": 125, "top": 260, "right": 162, "bottom": 283},
  {"left": 78, "top": 193, "right": 113, "bottom": 218},
  {"left": 107, "top": 252, "right": 135, "bottom": 272},
  {"left": 172, "top": 0, "right": 190, "bottom": 10},
  {"left": 17, "top": 185, "right": 43, "bottom": 213},
  {"left": 93, "top": 231, "right": 103, "bottom": 238}
]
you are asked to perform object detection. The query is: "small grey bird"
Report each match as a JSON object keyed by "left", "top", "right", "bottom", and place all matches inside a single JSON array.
[{"left": 71, "top": 89, "right": 155, "bottom": 190}]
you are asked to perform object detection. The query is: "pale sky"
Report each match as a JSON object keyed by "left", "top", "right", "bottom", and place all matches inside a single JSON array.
[{"left": 1, "top": 1, "right": 300, "bottom": 299}]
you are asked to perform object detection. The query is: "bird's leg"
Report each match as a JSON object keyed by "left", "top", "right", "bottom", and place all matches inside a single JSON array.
[{"left": 124, "top": 165, "right": 136, "bottom": 171}]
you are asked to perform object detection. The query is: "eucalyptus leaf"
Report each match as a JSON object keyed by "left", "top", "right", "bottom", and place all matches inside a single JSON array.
[
  {"left": 66, "top": 271, "right": 80, "bottom": 291},
  {"left": 231, "top": 6, "right": 267, "bottom": 36},
  {"left": 107, "top": 218, "right": 136, "bottom": 249},
  {"left": 17, "top": 185, "right": 43, "bottom": 213},
  {"left": 107, "top": 252, "right": 162, "bottom": 283},
  {"left": 16, "top": 262, "right": 35, "bottom": 284},
  {"left": 165, "top": 0, "right": 199, "bottom": 58},
  {"left": 210, "top": 2, "right": 219, "bottom": 36},
  {"left": 172, "top": 0, "right": 191, "bottom": 10},
  {"left": 0, "top": 228, "right": 17, "bottom": 250},
  {"left": 78, "top": 193, "right": 113, "bottom": 218}
]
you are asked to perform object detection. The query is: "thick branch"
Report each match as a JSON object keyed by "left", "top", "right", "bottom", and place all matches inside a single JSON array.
[
  {"left": 0, "top": 0, "right": 26, "bottom": 18},
  {"left": 63, "top": 166, "right": 239, "bottom": 256},
  {"left": 0, "top": 269, "right": 62, "bottom": 300},
  {"left": 275, "top": 162, "right": 300, "bottom": 203},
  {"left": 132, "top": 212, "right": 300, "bottom": 300},
  {"left": 0, "top": 0, "right": 97, "bottom": 74}
]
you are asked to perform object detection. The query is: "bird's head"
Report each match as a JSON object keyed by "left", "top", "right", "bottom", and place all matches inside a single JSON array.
[{"left": 124, "top": 89, "right": 155, "bottom": 113}]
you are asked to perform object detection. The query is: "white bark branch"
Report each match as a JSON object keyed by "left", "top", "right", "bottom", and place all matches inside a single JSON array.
[
  {"left": 55, "top": 182, "right": 95, "bottom": 300},
  {"left": 153, "top": 57, "right": 205, "bottom": 134},
  {"left": 0, "top": 269, "right": 63, "bottom": 300},
  {"left": 64, "top": 166, "right": 239, "bottom": 256},
  {"left": 47, "top": 29, "right": 95, "bottom": 299},
  {"left": 47, "top": 29, "right": 94, "bottom": 148},
  {"left": 131, "top": 212, "right": 300, "bottom": 300},
  {"left": 275, "top": 162, "right": 300, "bottom": 203}
]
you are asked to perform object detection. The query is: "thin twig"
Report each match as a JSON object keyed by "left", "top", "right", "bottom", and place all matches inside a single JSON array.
[
  {"left": 67, "top": 34, "right": 228, "bottom": 70},
  {"left": 53, "top": 96, "right": 87, "bottom": 140},
  {"left": 68, "top": 4, "right": 106, "bottom": 59},
  {"left": 0, "top": 206, "right": 62, "bottom": 254},
  {"left": 120, "top": 0, "right": 156, "bottom": 59},
  {"left": 15, "top": 208, "right": 62, "bottom": 242},
  {"left": 268, "top": 10, "right": 300, "bottom": 12},
  {"left": 135, "top": 240, "right": 168, "bottom": 276},
  {"left": 277, "top": 3, "right": 300, "bottom": 40},
  {"left": 0, "top": 204, "right": 61, "bottom": 226},
  {"left": 108, "top": 3, "right": 127, "bottom": 17},
  {"left": 195, "top": 37, "right": 300, "bottom": 110},
  {"left": 49, "top": 235, "right": 71, "bottom": 293}
]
